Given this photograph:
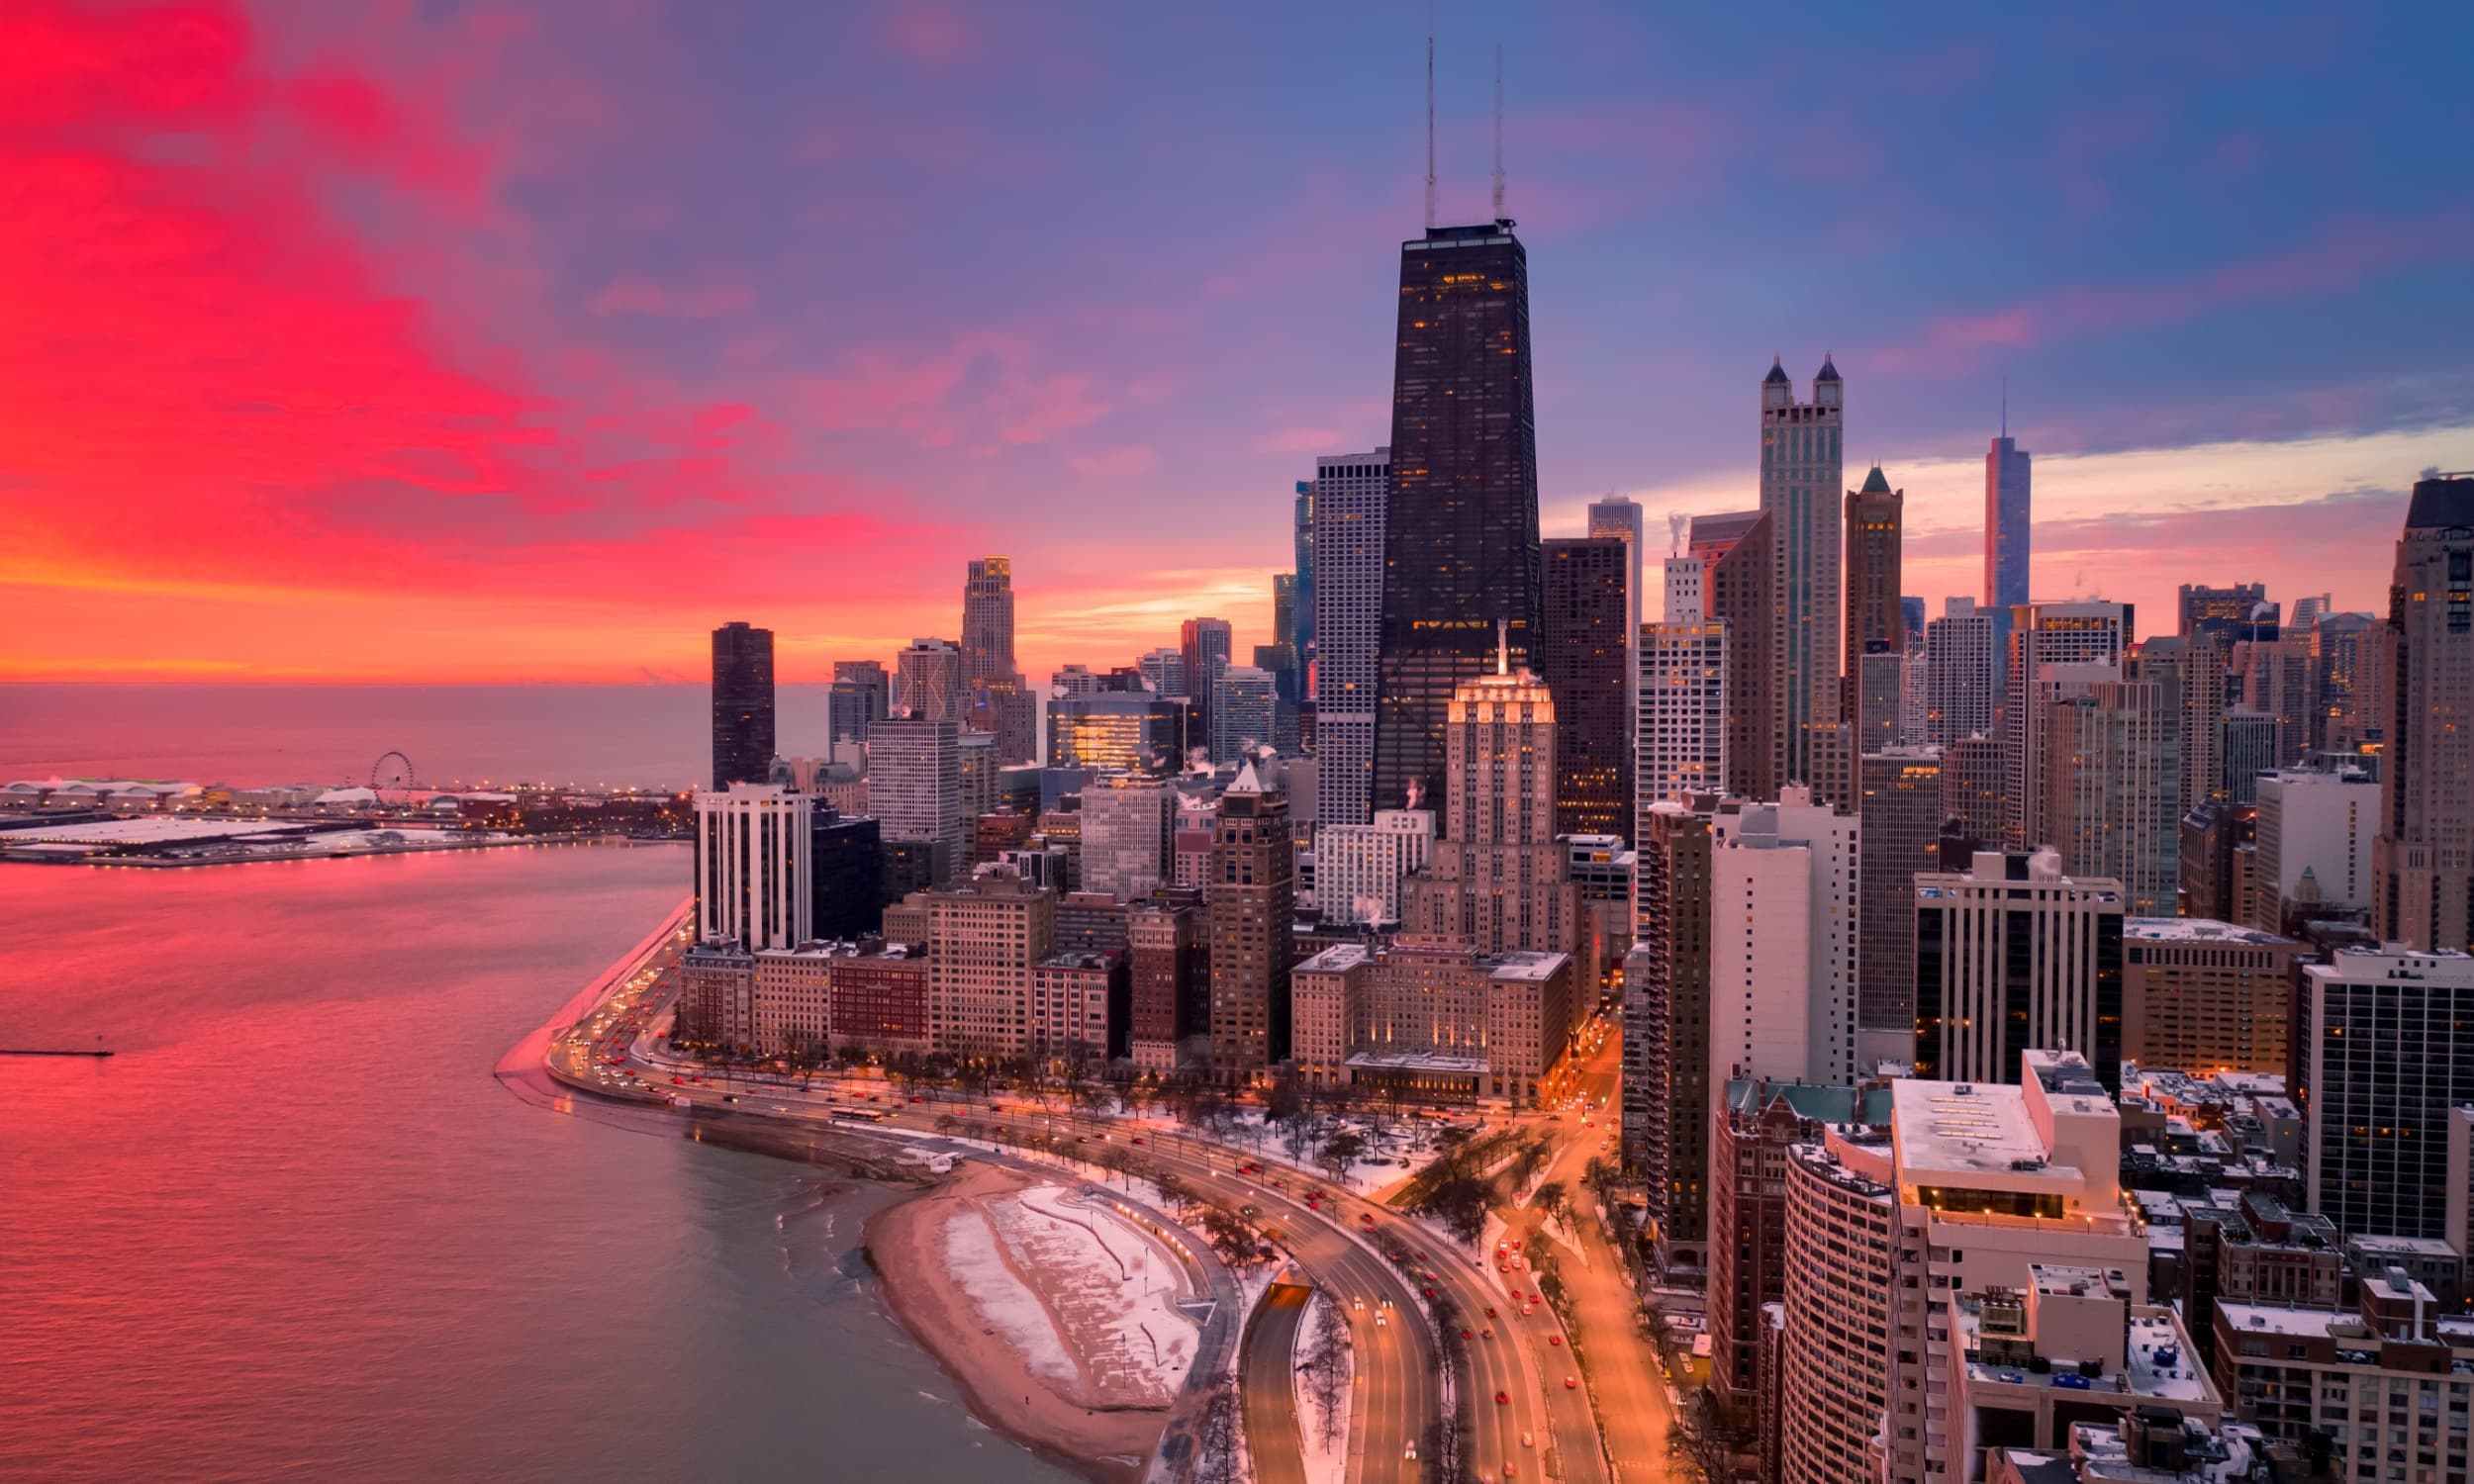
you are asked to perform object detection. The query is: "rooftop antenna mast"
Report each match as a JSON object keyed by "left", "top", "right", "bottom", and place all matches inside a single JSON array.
[
  {"left": 1425, "top": 34, "right": 1437, "bottom": 232},
  {"left": 1492, "top": 45, "right": 1505, "bottom": 223}
]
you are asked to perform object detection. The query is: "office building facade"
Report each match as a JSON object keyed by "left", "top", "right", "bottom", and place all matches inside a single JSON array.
[
  {"left": 1374, "top": 223, "right": 1542, "bottom": 820},
  {"left": 2005, "top": 600, "right": 2133, "bottom": 850},
  {"left": 694, "top": 783, "right": 811, "bottom": 952},
  {"left": 2302, "top": 944, "right": 2474, "bottom": 1241},
  {"left": 866, "top": 717, "right": 961, "bottom": 874},
  {"left": 2120, "top": 918, "right": 2306, "bottom": 1075},
  {"left": 1540, "top": 535, "right": 1631, "bottom": 838},
  {"left": 1205, "top": 763, "right": 1293, "bottom": 1080},
  {"left": 1986, "top": 428, "right": 2032, "bottom": 689},
  {"left": 1712, "top": 788, "right": 1860, "bottom": 1091},
  {"left": 1309, "top": 448, "right": 1389, "bottom": 827},
  {"left": 1857, "top": 747, "right": 1945, "bottom": 1055},
  {"left": 1925, "top": 597, "right": 1999, "bottom": 748},
  {"left": 2374, "top": 474, "right": 2474, "bottom": 953},
  {"left": 711, "top": 621, "right": 777, "bottom": 790},
  {"left": 1844, "top": 465, "right": 1905, "bottom": 710},
  {"left": 2047, "top": 676, "right": 2182, "bottom": 916},
  {"left": 894, "top": 637, "right": 964, "bottom": 724},
  {"left": 1695, "top": 510, "right": 1778, "bottom": 801},
  {"left": 1403, "top": 652, "right": 1577, "bottom": 957},
  {"left": 1915, "top": 851, "right": 2127, "bottom": 1089}
]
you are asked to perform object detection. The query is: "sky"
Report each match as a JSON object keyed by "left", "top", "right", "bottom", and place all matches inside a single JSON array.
[{"left": 5, "top": 0, "right": 2472, "bottom": 687}]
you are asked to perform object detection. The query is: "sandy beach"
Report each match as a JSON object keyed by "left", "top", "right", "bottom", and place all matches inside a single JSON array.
[{"left": 867, "top": 1161, "right": 1199, "bottom": 1484}]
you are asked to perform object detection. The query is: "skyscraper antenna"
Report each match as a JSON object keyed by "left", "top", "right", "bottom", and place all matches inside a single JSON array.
[
  {"left": 1425, "top": 34, "right": 1437, "bottom": 232},
  {"left": 2001, "top": 378, "right": 2009, "bottom": 437},
  {"left": 1496, "top": 617, "right": 1509, "bottom": 676},
  {"left": 1491, "top": 45, "right": 1505, "bottom": 223}
]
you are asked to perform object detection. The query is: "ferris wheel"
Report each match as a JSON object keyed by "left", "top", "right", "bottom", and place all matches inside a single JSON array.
[{"left": 370, "top": 750, "right": 418, "bottom": 804}]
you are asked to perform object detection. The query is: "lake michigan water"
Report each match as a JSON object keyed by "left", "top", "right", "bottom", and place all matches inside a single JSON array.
[
  {"left": 0, "top": 839, "right": 1072, "bottom": 1484},
  {"left": 0, "top": 683, "right": 842, "bottom": 790}
]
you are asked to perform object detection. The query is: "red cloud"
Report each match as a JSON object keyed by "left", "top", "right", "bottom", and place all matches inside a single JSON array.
[{"left": 0, "top": 0, "right": 937, "bottom": 682}]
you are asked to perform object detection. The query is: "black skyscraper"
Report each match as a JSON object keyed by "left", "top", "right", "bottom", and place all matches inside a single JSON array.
[
  {"left": 1373, "top": 221, "right": 1541, "bottom": 819},
  {"left": 711, "top": 621, "right": 776, "bottom": 789}
]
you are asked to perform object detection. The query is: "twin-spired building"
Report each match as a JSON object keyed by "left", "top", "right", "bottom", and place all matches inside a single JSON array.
[{"left": 1760, "top": 357, "right": 1845, "bottom": 791}]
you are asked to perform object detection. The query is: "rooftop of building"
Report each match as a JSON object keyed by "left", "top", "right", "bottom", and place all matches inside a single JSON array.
[
  {"left": 1034, "top": 950, "right": 1116, "bottom": 972},
  {"left": 2123, "top": 917, "right": 2297, "bottom": 946},
  {"left": 1892, "top": 1078, "right": 2072, "bottom": 1179},
  {"left": 2346, "top": 1234, "right": 2461, "bottom": 1258},
  {"left": 1724, "top": 1076, "right": 1894, "bottom": 1126},
  {"left": 1959, "top": 1297, "right": 2213, "bottom": 1404},
  {"left": 1483, "top": 950, "right": 1570, "bottom": 982},
  {"left": 1295, "top": 943, "right": 1374, "bottom": 974},
  {"left": 1344, "top": 1049, "right": 1486, "bottom": 1074},
  {"left": 2310, "top": 942, "right": 2474, "bottom": 981}
]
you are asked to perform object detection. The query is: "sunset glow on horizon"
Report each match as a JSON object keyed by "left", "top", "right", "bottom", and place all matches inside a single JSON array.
[{"left": 7, "top": 0, "right": 2470, "bottom": 686}]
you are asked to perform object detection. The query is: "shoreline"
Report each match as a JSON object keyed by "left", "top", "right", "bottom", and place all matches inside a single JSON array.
[{"left": 866, "top": 1162, "right": 1175, "bottom": 1484}]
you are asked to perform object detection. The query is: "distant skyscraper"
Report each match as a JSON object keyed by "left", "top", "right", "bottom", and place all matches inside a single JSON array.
[
  {"left": 2244, "top": 634, "right": 2321, "bottom": 764},
  {"left": 1045, "top": 692, "right": 1180, "bottom": 772},
  {"left": 1899, "top": 596, "right": 1927, "bottom": 647},
  {"left": 2374, "top": 473, "right": 2474, "bottom": 952},
  {"left": 1374, "top": 222, "right": 1542, "bottom": 821},
  {"left": 1079, "top": 775, "right": 1174, "bottom": 900},
  {"left": 1760, "top": 356, "right": 1845, "bottom": 789},
  {"left": 2004, "top": 600, "right": 2133, "bottom": 850},
  {"left": 1180, "top": 617, "right": 1233, "bottom": 755},
  {"left": 1209, "top": 665, "right": 1278, "bottom": 761},
  {"left": 1842, "top": 465, "right": 1905, "bottom": 712},
  {"left": 1985, "top": 423, "right": 2032, "bottom": 687},
  {"left": 960, "top": 557, "right": 1016, "bottom": 689},
  {"left": 1924, "top": 597, "right": 1997, "bottom": 748},
  {"left": 2222, "top": 709, "right": 2282, "bottom": 804},
  {"left": 1639, "top": 556, "right": 1727, "bottom": 806},
  {"left": 2047, "top": 676, "right": 2182, "bottom": 916},
  {"left": 1694, "top": 510, "right": 1778, "bottom": 802},
  {"left": 828, "top": 659, "right": 890, "bottom": 747},
  {"left": 1136, "top": 647, "right": 1186, "bottom": 699},
  {"left": 2137, "top": 636, "right": 2226, "bottom": 814},
  {"left": 2178, "top": 582, "right": 2272, "bottom": 650},
  {"left": 1588, "top": 495, "right": 1646, "bottom": 643},
  {"left": 1856, "top": 747, "right": 1944, "bottom": 1053},
  {"left": 1941, "top": 733, "right": 2005, "bottom": 847},
  {"left": 1540, "top": 536, "right": 1631, "bottom": 838},
  {"left": 894, "top": 638, "right": 964, "bottom": 724},
  {"left": 1854, "top": 650, "right": 1906, "bottom": 753},
  {"left": 867, "top": 717, "right": 961, "bottom": 875},
  {"left": 1309, "top": 448, "right": 1390, "bottom": 827},
  {"left": 1588, "top": 495, "right": 1646, "bottom": 757},
  {"left": 711, "top": 621, "right": 776, "bottom": 790},
  {"left": 1291, "top": 481, "right": 1315, "bottom": 663}
]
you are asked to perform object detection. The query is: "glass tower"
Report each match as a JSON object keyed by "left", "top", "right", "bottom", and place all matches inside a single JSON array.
[{"left": 1373, "top": 221, "right": 1541, "bottom": 822}]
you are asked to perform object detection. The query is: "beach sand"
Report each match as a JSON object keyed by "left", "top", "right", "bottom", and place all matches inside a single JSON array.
[{"left": 868, "top": 1162, "right": 1189, "bottom": 1484}]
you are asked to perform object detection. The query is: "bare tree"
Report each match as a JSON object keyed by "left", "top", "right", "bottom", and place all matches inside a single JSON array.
[
  {"left": 1669, "top": 1389, "right": 1756, "bottom": 1484},
  {"left": 1301, "top": 1295, "right": 1353, "bottom": 1449},
  {"left": 1193, "top": 1369, "right": 1245, "bottom": 1484}
]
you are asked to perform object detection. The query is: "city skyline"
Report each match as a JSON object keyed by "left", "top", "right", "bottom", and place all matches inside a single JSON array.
[{"left": 7, "top": 3, "right": 2471, "bottom": 686}]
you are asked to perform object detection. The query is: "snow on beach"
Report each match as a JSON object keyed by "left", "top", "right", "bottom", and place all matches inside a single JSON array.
[{"left": 933, "top": 1181, "right": 1199, "bottom": 1409}]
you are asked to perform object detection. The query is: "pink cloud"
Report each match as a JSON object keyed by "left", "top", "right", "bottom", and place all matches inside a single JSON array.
[
  {"left": 588, "top": 276, "right": 754, "bottom": 318},
  {"left": 881, "top": 4, "right": 977, "bottom": 66},
  {"left": 1067, "top": 444, "right": 1158, "bottom": 478},
  {"left": 1873, "top": 208, "right": 2474, "bottom": 373}
]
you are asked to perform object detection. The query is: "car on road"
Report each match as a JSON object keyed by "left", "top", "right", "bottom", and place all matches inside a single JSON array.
[
  {"left": 1375, "top": 1312, "right": 1386, "bottom": 1327},
  {"left": 1494, "top": 1391, "right": 1508, "bottom": 1405},
  {"left": 1461, "top": 1329, "right": 1474, "bottom": 1340},
  {"left": 1403, "top": 1441, "right": 1415, "bottom": 1460},
  {"left": 1481, "top": 1328, "right": 1493, "bottom": 1340},
  {"left": 1548, "top": 1335, "right": 1562, "bottom": 1345},
  {"left": 1521, "top": 1432, "right": 1533, "bottom": 1448},
  {"left": 1486, "top": 1307, "right": 1497, "bottom": 1318},
  {"left": 1564, "top": 1376, "right": 1577, "bottom": 1390}
]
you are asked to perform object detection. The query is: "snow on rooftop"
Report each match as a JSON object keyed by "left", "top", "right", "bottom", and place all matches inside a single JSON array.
[
  {"left": 2124, "top": 917, "right": 2294, "bottom": 945},
  {"left": 1891, "top": 1079, "right": 2055, "bottom": 1176}
]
